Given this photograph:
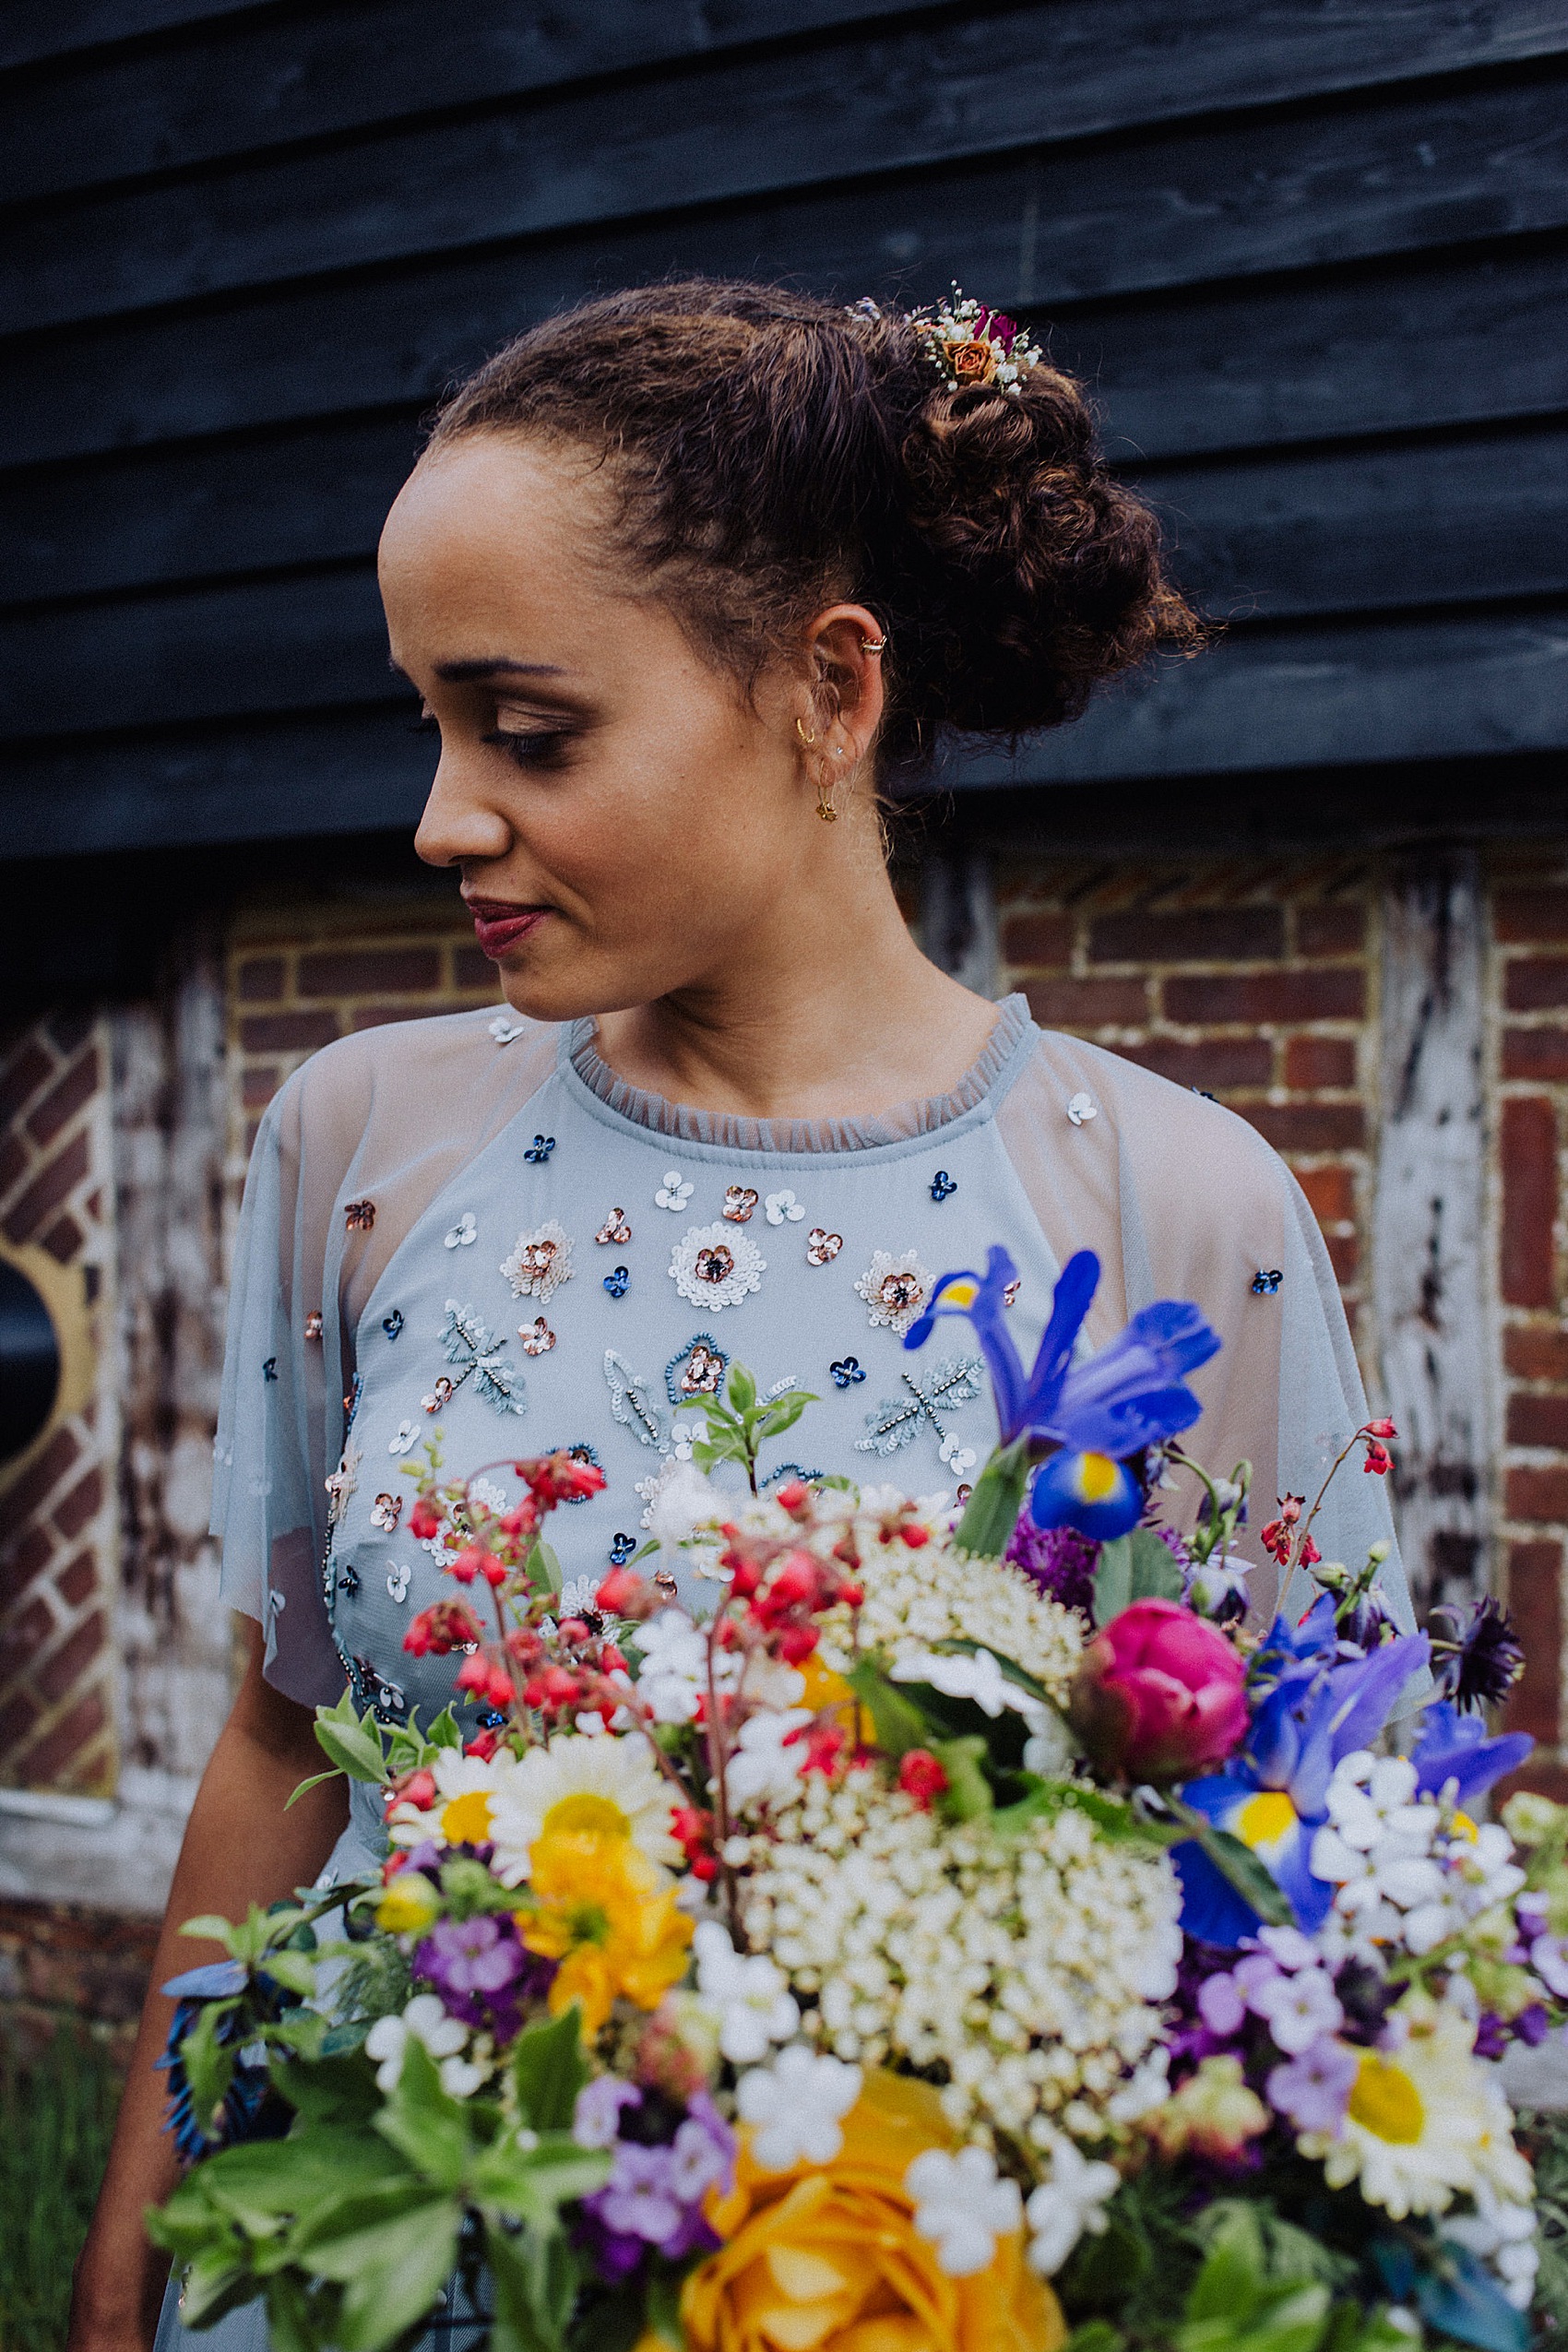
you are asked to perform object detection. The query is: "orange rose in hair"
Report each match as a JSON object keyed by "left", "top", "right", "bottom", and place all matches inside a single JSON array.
[
  {"left": 682, "top": 2070, "right": 1063, "bottom": 2352},
  {"left": 949, "top": 337, "right": 997, "bottom": 384}
]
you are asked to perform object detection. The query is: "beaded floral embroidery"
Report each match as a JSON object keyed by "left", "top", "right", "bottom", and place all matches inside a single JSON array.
[
  {"left": 386, "top": 1563, "right": 411, "bottom": 1603},
  {"left": 856, "top": 1354, "right": 984, "bottom": 1457},
  {"left": 665, "top": 1333, "right": 728, "bottom": 1402},
  {"left": 854, "top": 1247, "right": 932, "bottom": 1335},
  {"left": 765, "top": 1189, "right": 806, "bottom": 1226},
  {"left": 501, "top": 1218, "right": 572, "bottom": 1305},
  {"left": 655, "top": 1169, "right": 694, "bottom": 1212},
  {"left": 369, "top": 1491, "right": 402, "bottom": 1533},
  {"left": 445, "top": 1212, "right": 478, "bottom": 1249},
  {"left": 595, "top": 1208, "right": 633, "bottom": 1246},
  {"left": 670, "top": 1221, "right": 766, "bottom": 1311},
  {"left": 324, "top": 1435, "right": 362, "bottom": 1528},
  {"left": 382, "top": 1309, "right": 404, "bottom": 1340},
  {"left": 388, "top": 1420, "right": 418, "bottom": 1455},
  {"left": 489, "top": 1014, "right": 528, "bottom": 1044},
  {"left": 436, "top": 1300, "right": 527, "bottom": 1417},
  {"left": 603, "top": 1350, "right": 671, "bottom": 1452},
  {"left": 304, "top": 1310, "right": 324, "bottom": 1341},
  {"left": 806, "top": 1228, "right": 843, "bottom": 1265},
  {"left": 722, "top": 1185, "right": 759, "bottom": 1223},
  {"left": 344, "top": 1198, "right": 375, "bottom": 1231},
  {"left": 518, "top": 1315, "right": 556, "bottom": 1356}
]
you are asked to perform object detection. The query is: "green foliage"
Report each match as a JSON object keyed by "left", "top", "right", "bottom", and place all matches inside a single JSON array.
[
  {"left": 677, "top": 1360, "right": 819, "bottom": 1492},
  {"left": 953, "top": 1433, "right": 1033, "bottom": 1559},
  {"left": 1093, "top": 1526, "right": 1185, "bottom": 1623},
  {"left": 290, "top": 1693, "right": 469, "bottom": 1812},
  {"left": 1517, "top": 2108, "right": 1568, "bottom": 2350},
  {"left": 511, "top": 2009, "right": 588, "bottom": 2133},
  {"left": 0, "top": 2026, "right": 122, "bottom": 2352}
]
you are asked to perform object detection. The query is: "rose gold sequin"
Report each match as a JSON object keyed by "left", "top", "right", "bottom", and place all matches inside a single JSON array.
[
  {"left": 806, "top": 1229, "right": 843, "bottom": 1265},
  {"left": 878, "top": 1270, "right": 923, "bottom": 1314},
  {"left": 681, "top": 1340, "right": 725, "bottom": 1395},
  {"left": 370, "top": 1491, "right": 402, "bottom": 1532},
  {"left": 694, "top": 1242, "right": 736, "bottom": 1286},
  {"left": 519, "top": 1315, "right": 556, "bottom": 1356},
  {"left": 596, "top": 1208, "right": 633, "bottom": 1246},
  {"left": 722, "top": 1186, "right": 759, "bottom": 1224},
  {"left": 304, "top": 1310, "right": 324, "bottom": 1340},
  {"left": 344, "top": 1199, "right": 375, "bottom": 1231}
]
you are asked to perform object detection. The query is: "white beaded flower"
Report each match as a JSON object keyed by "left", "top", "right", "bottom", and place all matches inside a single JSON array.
[
  {"left": 655, "top": 1168, "right": 695, "bottom": 1211},
  {"left": 386, "top": 1563, "right": 411, "bottom": 1603},
  {"left": 488, "top": 1015, "right": 528, "bottom": 1044},
  {"left": 854, "top": 1247, "right": 932, "bottom": 1335},
  {"left": 445, "top": 1211, "right": 478, "bottom": 1248},
  {"left": 501, "top": 1218, "right": 572, "bottom": 1304},
  {"left": 765, "top": 1189, "right": 806, "bottom": 1225},
  {"left": 669, "top": 1221, "right": 766, "bottom": 1311},
  {"left": 387, "top": 1420, "right": 419, "bottom": 1456}
]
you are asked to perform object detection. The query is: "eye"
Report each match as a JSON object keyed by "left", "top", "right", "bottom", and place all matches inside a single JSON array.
[{"left": 482, "top": 726, "right": 574, "bottom": 770}]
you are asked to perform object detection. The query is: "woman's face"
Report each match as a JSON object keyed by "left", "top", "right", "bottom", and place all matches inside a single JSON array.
[{"left": 379, "top": 434, "right": 854, "bottom": 1023}]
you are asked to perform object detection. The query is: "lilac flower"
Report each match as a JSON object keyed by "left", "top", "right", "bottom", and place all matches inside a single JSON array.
[
  {"left": 1266, "top": 2037, "right": 1357, "bottom": 2133},
  {"left": 1475, "top": 2013, "right": 1512, "bottom": 2062},
  {"left": 1197, "top": 1973, "right": 1246, "bottom": 2037},
  {"left": 1531, "top": 1932, "right": 1568, "bottom": 1998},
  {"left": 412, "top": 1912, "right": 544, "bottom": 2036},
  {"left": 1515, "top": 2003, "right": 1550, "bottom": 2047},
  {"left": 1250, "top": 1966, "right": 1344, "bottom": 2056},
  {"left": 574, "top": 2077, "right": 642, "bottom": 2148},
  {"left": 1004, "top": 1518, "right": 1099, "bottom": 1616},
  {"left": 670, "top": 2102, "right": 734, "bottom": 2203},
  {"left": 596, "top": 2143, "right": 685, "bottom": 2246}
]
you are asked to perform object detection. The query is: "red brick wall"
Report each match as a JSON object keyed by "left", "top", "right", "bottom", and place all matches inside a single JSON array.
[
  {"left": 1493, "top": 851, "right": 1568, "bottom": 1794},
  {"left": 995, "top": 858, "right": 1372, "bottom": 1343},
  {"left": 0, "top": 1014, "right": 118, "bottom": 1796}
]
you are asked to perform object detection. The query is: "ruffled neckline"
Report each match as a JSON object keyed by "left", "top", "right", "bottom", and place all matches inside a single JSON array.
[{"left": 561, "top": 993, "right": 1036, "bottom": 1156}]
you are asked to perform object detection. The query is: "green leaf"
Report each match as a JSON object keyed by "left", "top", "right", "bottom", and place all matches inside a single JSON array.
[
  {"left": 532, "top": 1541, "right": 563, "bottom": 1597},
  {"left": 283, "top": 1766, "right": 345, "bottom": 1812},
  {"left": 727, "top": 1361, "right": 757, "bottom": 1416},
  {"left": 511, "top": 2006, "right": 588, "bottom": 2132},
  {"left": 644, "top": 2263, "right": 688, "bottom": 2347},
  {"left": 955, "top": 1435, "right": 1033, "bottom": 1559},
  {"left": 1067, "top": 2324, "right": 1126, "bottom": 2352},
  {"left": 256, "top": 1951, "right": 318, "bottom": 1998},
  {"left": 176, "top": 1914, "right": 244, "bottom": 1951},
  {"left": 176, "top": 2249, "right": 261, "bottom": 2330},
  {"left": 263, "top": 2271, "right": 328, "bottom": 2352},
  {"left": 488, "top": 2219, "right": 580, "bottom": 2352},
  {"left": 1093, "top": 1538, "right": 1133, "bottom": 1625},
  {"left": 423, "top": 1705, "right": 462, "bottom": 1752},
  {"left": 759, "top": 1389, "right": 819, "bottom": 1441},
  {"left": 178, "top": 2000, "right": 237, "bottom": 2132},
  {"left": 933, "top": 1734, "right": 993, "bottom": 1821},
  {"left": 1168, "top": 1800, "right": 1297, "bottom": 1928},
  {"left": 269, "top": 2049, "right": 381, "bottom": 2127},
  {"left": 372, "top": 2036, "right": 472, "bottom": 2192},
  {"left": 195, "top": 2126, "right": 401, "bottom": 2220},
  {"left": 313, "top": 1718, "right": 390, "bottom": 1785},
  {"left": 1128, "top": 1526, "right": 1185, "bottom": 1602},
  {"left": 292, "top": 2185, "right": 460, "bottom": 2352},
  {"left": 470, "top": 2134, "right": 611, "bottom": 2227},
  {"left": 846, "top": 1658, "right": 935, "bottom": 1760}
]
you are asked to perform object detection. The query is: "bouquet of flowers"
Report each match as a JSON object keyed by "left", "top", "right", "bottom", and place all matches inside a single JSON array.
[{"left": 150, "top": 1247, "right": 1567, "bottom": 2352}]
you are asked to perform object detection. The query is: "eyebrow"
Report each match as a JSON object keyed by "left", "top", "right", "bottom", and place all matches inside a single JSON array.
[{"left": 433, "top": 657, "right": 570, "bottom": 683}]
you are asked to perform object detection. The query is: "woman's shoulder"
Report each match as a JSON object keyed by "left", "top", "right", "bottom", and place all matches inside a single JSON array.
[{"left": 264, "top": 1005, "right": 560, "bottom": 1163}]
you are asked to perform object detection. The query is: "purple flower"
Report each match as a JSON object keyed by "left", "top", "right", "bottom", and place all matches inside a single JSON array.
[
  {"left": 1004, "top": 1517, "right": 1099, "bottom": 1617},
  {"left": 1197, "top": 1972, "right": 1246, "bottom": 2037},
  {"left": 595, "top": 2143, "right": 685, "bottom": 2246},
  {"left": 1266, "top": 2037, "right": 1357, "bottom": 2134},
  {"left": 1516, "top": 2002, "right": 1550, "bottom": 2047},
  {"left": 574, "top": 2077, "right": 641, "bottom": 2149},
  {"left": 1475, "top": 2012, "right": 1511, "bottom": 2062},
  {"left": 413, "top": 1911, "right": 546, "bottom": 2037},
  {"left": 1430, "top": 1596, "right": 1526, "bottom": 1713},
  {"left": 670, "top": 2108, "right": 733, "bottom": 2203},
  {"left": 574, "top": 2216, "right": 646, "bottom": 2284},
  {"left": 1531, "top": 1932, "right": 1568, "bottom": 1998}
]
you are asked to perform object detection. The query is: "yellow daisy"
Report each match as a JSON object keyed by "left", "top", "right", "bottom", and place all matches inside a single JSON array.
[
  {"left": 386, "top": 1747, "right": 514, "bottom": 1853},
  {"left": 517, "top": 1829, "right": 693, "bottom": 2035},
  {"left": 488, "top": 1730, "right": 679, "bottom": 1886}
]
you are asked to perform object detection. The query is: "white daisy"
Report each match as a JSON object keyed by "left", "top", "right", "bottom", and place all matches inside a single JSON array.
[
  {"left": 500, "top": 1218, "right": 573, "bottom": 1304},
  {"left": 1301, "top": 2002, "right": 1514, "bottom": 2219},
  {"left": 386, "top": 1747, "right": 515, "bottom": 1853},
  {"left": 487, "top": 1730, "right": 680, "bottom": 1885},
  {"left": 669, "top": 1221, "right": 766, "bottom": 1312},
  {"left": 854, "top": 1248, "right": 932, "bottom": 1335}
]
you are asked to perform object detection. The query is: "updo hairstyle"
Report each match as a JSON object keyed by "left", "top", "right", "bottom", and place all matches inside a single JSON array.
[{"left": 429, "top": 280, "right": 1204, "bottom": 778}]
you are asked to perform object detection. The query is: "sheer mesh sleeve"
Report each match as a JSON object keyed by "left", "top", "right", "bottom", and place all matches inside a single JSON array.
[
  {"left": 997, "top": 1034, "right": 1410, "bottom": 1634},
  {"left": 209, "top": 1007, "right": 559, "bottom": 1705}
]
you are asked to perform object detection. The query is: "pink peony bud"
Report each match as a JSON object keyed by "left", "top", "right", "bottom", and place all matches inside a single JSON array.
[{"left": 1067, "top": 1598, "right": 1249, "bottom": 1783}]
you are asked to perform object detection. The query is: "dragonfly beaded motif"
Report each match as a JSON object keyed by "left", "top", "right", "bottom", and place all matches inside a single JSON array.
[
  {"left": 855, "top": 1353, "right": 985, "bottom": 1457},
  {"left": 438, "top": 1300, "right": 527, "bottom": 1415}
]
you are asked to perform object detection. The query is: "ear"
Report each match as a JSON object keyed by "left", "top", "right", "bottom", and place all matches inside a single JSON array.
[{"left": 802, "top": 602, "right": 887, "bottom": 763}]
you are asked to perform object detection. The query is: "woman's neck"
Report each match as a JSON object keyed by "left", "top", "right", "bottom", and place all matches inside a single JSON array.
[{"left": 589, "top": 837, "right": 1000, "bottom": 1123}]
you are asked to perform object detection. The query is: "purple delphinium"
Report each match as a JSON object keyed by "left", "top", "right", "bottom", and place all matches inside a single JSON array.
[
  {"left": 1266, "top": 2037, "right": 1357, "bottom": 2134},
  {"left": 574, "top": 2082, "right": 736, "bottom": 2286},
  {"left": 1004, "top": 1517, "right": 1099, "bottom": 1617},
  {"left": 412, "top": 1912, "right": 548, "bottom": 2038}
]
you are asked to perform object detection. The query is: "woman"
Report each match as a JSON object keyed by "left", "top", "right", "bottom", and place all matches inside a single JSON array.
[{"left": 70, "top": 280, "right": 1403, "bottom": 2352}]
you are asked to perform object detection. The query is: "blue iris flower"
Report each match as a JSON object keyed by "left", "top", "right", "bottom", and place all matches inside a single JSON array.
[
  {"left": 904, "top": 1244, "right": 1221, "bottom": 1538},
  {"left": 1174, "top": 1623, "right": 1431, "bottom": 1948},
  {"left": 157, "top": 1959, "right": 291, "bottom": 2166},
  {"left": 1409, "top": 1701, "right": 1532, "bottom": 1808}
]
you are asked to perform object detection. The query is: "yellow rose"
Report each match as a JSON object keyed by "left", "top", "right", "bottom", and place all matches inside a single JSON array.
[{"left": 683, "top": 2071, "right": 1063, "bottom": 2352}]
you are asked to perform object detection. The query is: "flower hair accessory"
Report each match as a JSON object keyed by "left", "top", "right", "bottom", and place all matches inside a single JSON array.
[{"left": 887, "top": 286, "right": 1043, "bottom": 396}]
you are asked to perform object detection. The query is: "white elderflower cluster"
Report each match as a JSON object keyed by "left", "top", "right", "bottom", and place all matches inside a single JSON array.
[
  {"left": 732, "top": 1764, "right": 1179, "bottom": 2149},
  {"left": 1311, "top": 1752, "right": 1526, "bottom": 1966}
]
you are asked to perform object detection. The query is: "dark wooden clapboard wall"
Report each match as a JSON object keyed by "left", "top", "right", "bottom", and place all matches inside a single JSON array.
[{"left": 2, "top": 0, "right": 1566, "bottom": 855}]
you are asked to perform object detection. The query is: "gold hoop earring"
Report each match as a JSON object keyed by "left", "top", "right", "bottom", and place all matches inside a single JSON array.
[
  {"left": 795, "top": 717, "right": 818, "bottom": 747},
  {"left": 860, "top": 635, "right": 887, "bottom": 655}
]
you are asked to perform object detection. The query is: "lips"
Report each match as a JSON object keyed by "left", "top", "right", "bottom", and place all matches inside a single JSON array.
[{"left": 466, "top": 898, "right": 551, "bottom": 957}]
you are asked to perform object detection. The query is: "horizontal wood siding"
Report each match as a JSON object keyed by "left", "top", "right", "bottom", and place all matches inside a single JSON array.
[{"left": 1, "top": 0, "right": 1564, "bottom": 849}]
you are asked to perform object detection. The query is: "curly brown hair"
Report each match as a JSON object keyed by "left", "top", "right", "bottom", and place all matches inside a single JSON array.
[{"left": 429, "top": 279, "right": 1205, "bottom": 777}]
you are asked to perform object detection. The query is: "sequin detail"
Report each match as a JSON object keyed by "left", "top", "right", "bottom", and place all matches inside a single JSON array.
[
  {"left": 304, "top": 1310, "right": 324, "bottom": 1341},
  {"left": 489, "top": 1015, "right": 528, "bottom": 1043},
  {"left": 324, "top": 1436, "right": 362, "bottom": 1527},
  {"left": 445, "top": 1213, "right": 478, "bottom": 1249},
  {"left": 1003, "top": 1278, "right": 1022, "bottom": 1308},
  {"left": 389, "top": 1420, "right": 418, "bottom": 1455},
  {"left": 603, "top": 1350, "right": 671, "bottom": 1453},
  {"left": 262, "top": 1357, "right": 278, "bottom": 1382},
  {"left": 603, "top": 1265, "right": 630, "bottom": 1299},
  {"left": 830, "top": 1357, "right": 865, "bottom": 1388},
  {"left": 370, "top": 1491, "right": 402, "bottom": 1533},
  {"left": 856, "top": 1354, "right": 984, "bottom": 1457},
  {"left": 382, "top": 1309, "right": 404, "bottom": 1340},
  {"left": 519, "top": 1315, "right": 556, "bottom": 1356},
  {"left": 670, "top": 1221, "right": 766, "bottom": 1311},
  {"left": 1066, "top": 1092, "right": 1099, "bottom": 1126},
  {"left": 766, "top": 1189, "right": 806, "bottom": 1225},
  {"left": 501, "top": 1218, "right": 572, "bottom": 1305},
  {"left": 524, "top": 1134, "right": 556, "bottom": 1164},
  {"left": 422, "top": 1376, "right": 455, "bottom": 1414},
  {"left": 666, "top": 1333, "right": 728, "bottom": 1402},
  {"left": 344, "top": 1198, "right": 375, "bottom": 1231},
  {"left": 723, "top": 1185, "right": 760, "bottom": 1223},
  {"left": 655, "top": 1168, "right": 694, "bottom": 1211},
  {"left": 929, "top": 1170, "right": 957, "bottom": 1203},
  {"left": 595, "top": 1208, "right": 633, "bottom": 1246},
  {"left": 1253, "top": 1268, "right": 1284, "bottom": 1295},
  {"left": 436, "top": 1300, "right": 527, "bottom": 1417},
  {"left": 609, "top": 1532, "right": 636, "bottom": 1567},
  {"left": 386, "top": 1563, "right": 411, "bottom": 1603},
  {"left": 806, "top": 1229, "right": 843, "bottom": 1265},
  {"left": 939, "top": 1433, "right": 979, "bottom": 1475},
  {"left": 854, "top": 1248, "right": 932, "bottom": 1335}
]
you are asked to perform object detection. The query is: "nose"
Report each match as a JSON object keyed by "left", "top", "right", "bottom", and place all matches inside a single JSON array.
[{"left": 413, "top": 742, "right": 515, "bottom": 869}]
